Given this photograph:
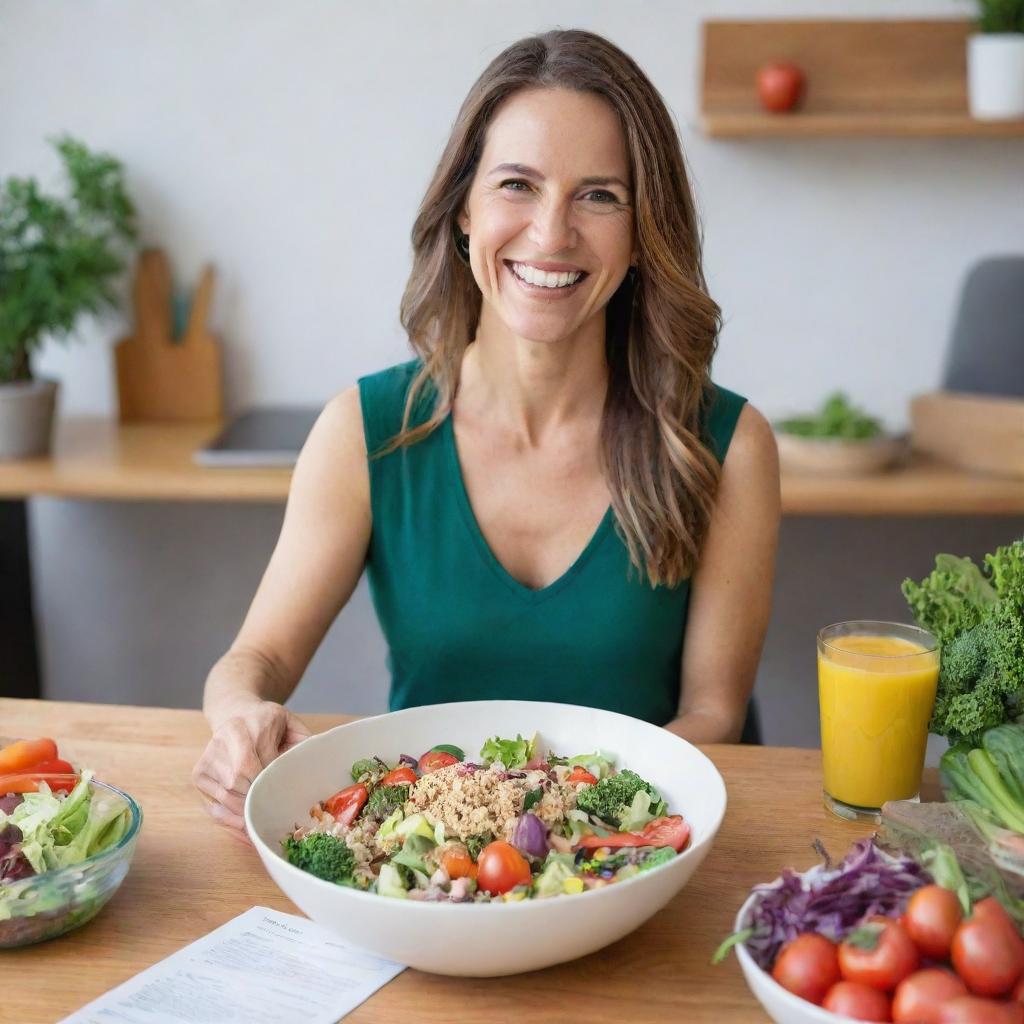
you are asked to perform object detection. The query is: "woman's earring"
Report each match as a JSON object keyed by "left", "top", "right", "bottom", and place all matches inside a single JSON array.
[
  {"left": 454, "top": 228, "right": 471, "bottom": 266},
  {"left": 627, "top": 265, "right": 639, "bottom": 286}
]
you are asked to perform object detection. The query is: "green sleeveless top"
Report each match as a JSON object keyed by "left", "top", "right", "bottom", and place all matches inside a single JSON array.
[{"left": 359, "top": 360, "right": 746, "bottom": 726}]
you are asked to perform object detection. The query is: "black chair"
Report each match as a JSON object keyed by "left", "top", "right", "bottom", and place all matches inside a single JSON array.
[{"left": 942, "top": 256, "right": 1024, "bottom": 399}]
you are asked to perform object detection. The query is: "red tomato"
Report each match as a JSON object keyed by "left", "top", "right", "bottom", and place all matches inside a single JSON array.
[
  {"left": 1014, "top": 973, "right": 1024, "bottom": 1003},
  {"left": 0, "top": 738, "right": 58, "bottom": 774},
  {"left": 755, "top": 62, "right": 805, "bottom": 113},
  {"left": 323, "top": 783, "right": 368, "bottom": 826},
  {"left": 904, "top": 885, "right": 963, "bottom": 960},
  {"left": 893, "top": 968, "right": 969, "bottom": 1024},
  {"left": 771, "top": 933, "right": 840, "bottom": 1005},
  {"left": 568, "top": 766, "right": 598, "bottom": 786},
  {"left": 952, "top": 914, "right": 1024, "bottom": 997},
  {"left": 418, "top": 750, "right": 459, "bottom": 774},
  {"left": 839, "top": 917, "right": 919, "bottom": 992},
  {"left": 974, "top": 899, "right": 1024, "bottom": 958},
  {"left": 380, "top": 767, "right": 417, "bottom": 786},
  {"left": 937, "top": 996, "right": 1023, "bottom": 1023},
  {"left": 476, "top": 840, "right": 531, "bottom": 895},
  {"left": 574, "top": 815, "right": 690, "bottom": 853},
  {"left": 822, "top": 980, "right": 891, "bottom": 1021}
]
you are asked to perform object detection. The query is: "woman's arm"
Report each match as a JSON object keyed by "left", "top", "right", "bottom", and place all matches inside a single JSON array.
[
  {"left": 663, "top": 404, "right": 781, "bottom": 744},
  {"left": 193, "top": 385, "right": 372, "bottom": 832}
]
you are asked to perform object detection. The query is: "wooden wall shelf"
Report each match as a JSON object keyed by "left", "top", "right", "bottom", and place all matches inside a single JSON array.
[{"left": 701, "top": 19, "right": 1024, "bottom": 139}]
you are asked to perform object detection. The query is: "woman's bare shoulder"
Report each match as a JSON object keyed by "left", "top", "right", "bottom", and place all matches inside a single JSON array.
[{"left": 290, "top": 385, "right": 369, "bottom": 507}]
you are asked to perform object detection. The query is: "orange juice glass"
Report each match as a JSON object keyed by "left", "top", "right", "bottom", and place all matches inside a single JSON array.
[{"left": 818, "top": 620, "right": 939, "bottom": 822}]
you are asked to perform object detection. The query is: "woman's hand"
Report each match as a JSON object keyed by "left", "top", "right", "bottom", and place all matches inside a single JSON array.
[{"left": 192, "top": 698, "right": 312, "bottom": 840}]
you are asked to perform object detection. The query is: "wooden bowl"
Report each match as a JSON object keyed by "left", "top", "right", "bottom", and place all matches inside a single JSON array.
[{"left": 775, "top": 432, "right": 907, "bottom": 476}]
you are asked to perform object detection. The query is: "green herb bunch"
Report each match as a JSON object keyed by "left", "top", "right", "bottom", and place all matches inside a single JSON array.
[
  {"left": 0, "top": 136, "right": 137, "bottom": 383},
  {"left": 775, "top": 392, "right": 883, "bottom": 440},
  {"left": 977, "top": 0, "right": 1024, "bottom": 33}
]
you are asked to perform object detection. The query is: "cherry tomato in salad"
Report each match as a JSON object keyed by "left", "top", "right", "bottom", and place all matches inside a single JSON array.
[
  {"left": 771, "top": 933, "right": 840, "bottom": 1005},
  {"left": 0, "top": 738, "right": 58, "bottom": 774},
  {"left": 892, "top": 968, "right": 968, "bottom": 1024},
  {"left": 476, "top": 840, "right": 531, "bottom": 895},
  {"left": 952, "top": 911, "right": 1024, "bottom": 997},
  {"left": 838, "top": 917, "right": 919, "bottom": 992},
  {"left": 441, "top": 846, "right": 478, "bottom": 881},
  {"left": 568, "top": 766, "right": 598, "bottom": 786},
  {"left": 936, "top": 996, "right": 1024, "bottom": 1023},
  {"left": 822, "top": 980, "right": 890, "bottom": 1021},
  {"left": 418, "top": 750, "right": 459, "bottom": 774},
  {"left": 574, "top": 815, "right": 690, "bottom": 854},
  {"left": 380, "top": 767, "right": 418, "bottom": 787},
  {"left": 323, "top": 783, "right": 368, "bottom": 826},
  {"left": 974, "top": 898, "right": 1024, "bottom": 960},
  {"left": 903, "top": 885, "right": 963, "bottom": 960}
]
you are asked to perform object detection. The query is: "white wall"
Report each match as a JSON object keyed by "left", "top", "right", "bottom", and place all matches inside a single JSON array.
[{"left": 3, "top": 1, "right": 1023, "bottom": 743}]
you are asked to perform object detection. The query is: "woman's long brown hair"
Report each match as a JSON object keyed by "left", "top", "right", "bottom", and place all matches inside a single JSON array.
[{"left": 390, "top": 29, "right": 723, "bottom": 588}]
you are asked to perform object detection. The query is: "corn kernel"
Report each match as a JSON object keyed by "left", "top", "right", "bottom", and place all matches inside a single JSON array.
[
  {"left": 593, "top": 849, "right": 608, "bottom": 861},
  {"left": 502, "top": 890, "right": 526, "bottom": 902},
  {"left": 562, "top": 877, "right": 585, "bottom": 895}
]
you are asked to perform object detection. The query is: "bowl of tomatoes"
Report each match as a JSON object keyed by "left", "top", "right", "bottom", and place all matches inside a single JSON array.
[{"left": 733, "top": 849, "right": 1024, "bottom": 1023}]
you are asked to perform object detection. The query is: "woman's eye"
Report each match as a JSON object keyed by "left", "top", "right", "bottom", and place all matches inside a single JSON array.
[
  {"left": 584, "top": 190, "right": 619, "bottom": 204},
  {"left": 500, "top": 179, "right": 530, "bottom": 192}
]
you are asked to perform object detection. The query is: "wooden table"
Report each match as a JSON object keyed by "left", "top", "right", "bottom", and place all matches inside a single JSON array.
[
  {"left": 3, "top": 416, "right": 1024, "bottom": 514},
  {"left": 1, "top": 698, "right": 886, "bottom": 1024}
]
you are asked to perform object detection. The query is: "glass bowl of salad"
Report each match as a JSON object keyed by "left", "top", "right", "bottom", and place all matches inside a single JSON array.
[
  {"left": 0, "top": 773, "right": 143, "bottom": 947},
  {"left": 245, "top": 699, "right": 727, "bottom": 976}
]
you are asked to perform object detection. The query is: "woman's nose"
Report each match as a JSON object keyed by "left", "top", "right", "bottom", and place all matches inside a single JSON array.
[{"left": 528, "top": 198, "right": 577, "bottom": 255}]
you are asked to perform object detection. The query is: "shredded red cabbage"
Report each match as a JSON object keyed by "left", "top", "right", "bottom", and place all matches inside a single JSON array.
[{"left": 743, "top": 839, "right": 927, "bottom": 969}]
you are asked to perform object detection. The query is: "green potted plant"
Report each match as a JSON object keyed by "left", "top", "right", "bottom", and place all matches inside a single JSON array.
[
  {"left": 0, "top": 137, "right": 136, "bottom": 459},
  {"left": 968, "top": 0, "right": 1024, "bottom": 119}
]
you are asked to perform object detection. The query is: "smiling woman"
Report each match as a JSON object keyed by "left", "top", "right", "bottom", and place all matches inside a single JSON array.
[{"left": 193, "top": 29, "right": 780, "bottom": 839}]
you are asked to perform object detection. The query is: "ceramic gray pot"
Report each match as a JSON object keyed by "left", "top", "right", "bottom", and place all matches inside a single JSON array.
[{"left": 0, "top": 378, "right": 59, "bottom": 459}]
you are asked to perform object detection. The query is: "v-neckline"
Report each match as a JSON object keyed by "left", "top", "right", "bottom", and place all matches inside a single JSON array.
[{"left": 443, "top": 413, "right": 613, "bottom": 602}]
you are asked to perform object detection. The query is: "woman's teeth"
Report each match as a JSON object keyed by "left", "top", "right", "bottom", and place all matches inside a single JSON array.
[{"left": 509, "top": 262, "right": 584, "bottom": 289}]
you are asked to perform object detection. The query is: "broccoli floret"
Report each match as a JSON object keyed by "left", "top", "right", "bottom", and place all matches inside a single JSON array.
[
  {"left": 936, "top": 668, "right": 1009, "bottom": 748},
  {"left": 282, "top": 832, "right": 357, "bottom": 885},
  {"left": 988, "top": 596, "right": 1024, "bottom": 694},
  {"left": 365, "top": 784, "right": 409, "bottom": 820},
  {"left": 939, "top": 622, "right": 991, "bottom": 696},
  {"left": 574, "top": 769, "right": 662, "bottom": 828}
]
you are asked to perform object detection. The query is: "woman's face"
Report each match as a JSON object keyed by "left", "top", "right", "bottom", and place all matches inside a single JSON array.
[{"left": 458, "top": 86, "right": 636, "bottom": 347}]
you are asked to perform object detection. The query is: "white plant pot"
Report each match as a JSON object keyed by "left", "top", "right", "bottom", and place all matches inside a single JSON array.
[
  {"left": 968, "top": 33, "right": 1024, "bottom": 120},
  {"left": 0, "top": 378, "right": 59, "bottom": 459}
]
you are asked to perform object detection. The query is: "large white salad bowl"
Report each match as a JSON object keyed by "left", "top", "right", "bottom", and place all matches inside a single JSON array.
[{"left": 245, "top": 699, "right": 727, "bottom": 976}]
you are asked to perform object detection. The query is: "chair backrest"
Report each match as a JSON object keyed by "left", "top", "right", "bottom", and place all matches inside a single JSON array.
[{"left": 943, "top": 256, "right": 1024, "bottom": 398}]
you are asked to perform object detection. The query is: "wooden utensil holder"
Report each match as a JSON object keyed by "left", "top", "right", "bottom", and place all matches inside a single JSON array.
[{"left": 115, "top": 248, "right": 223, "bottom": 421}]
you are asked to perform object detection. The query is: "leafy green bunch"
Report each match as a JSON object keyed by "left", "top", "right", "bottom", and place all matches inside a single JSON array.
[
  {"left": 903, "top": 540, "right": 1024, "bottom": 745},
  {"left": 775, "top": 392, "right": 883, "bottom": 440},
  {"left": 0, "top": 136, "right": 137, "bottom": 383},
  {"left": 977, "top": 0, "right": 1024, "bottom": 33}
]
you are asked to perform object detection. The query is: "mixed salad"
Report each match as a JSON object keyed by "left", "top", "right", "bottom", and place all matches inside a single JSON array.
[
  {"left": 282, "top": 733, "right": 690, "bottom": 902},
  {"left": 1, "top": 737, "right": 134, "bottom": 940}
]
